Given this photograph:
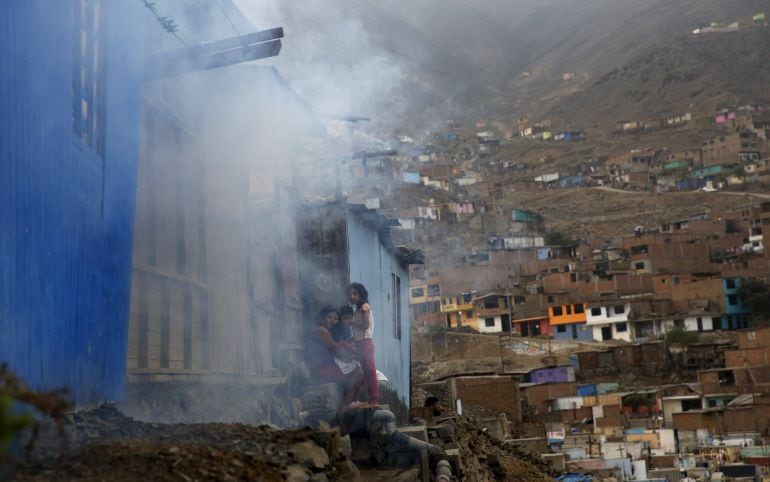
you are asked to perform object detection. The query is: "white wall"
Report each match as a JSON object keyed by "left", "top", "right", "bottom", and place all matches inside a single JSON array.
[
  {"left": 661, "top": 315, "right": 715, "bottom": 333},
  {"left": 590, "top": 322, "right": 632, "bottom": 342},
  {"left": 586, "top": 303, "right": 630, "bottom": 325},
  {"left": 478, "top": 315, "right": 502, "bottom": 333},
  {"left": 553, "top": 396, "right": 584, "bottom": 411},
  {"left": 659, "top": 429, "right": 677, "bottom": 454}
]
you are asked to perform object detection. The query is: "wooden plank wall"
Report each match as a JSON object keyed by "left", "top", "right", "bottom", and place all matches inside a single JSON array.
[{"left": 128, "top": 104, "right": 209, "bottom": 372}]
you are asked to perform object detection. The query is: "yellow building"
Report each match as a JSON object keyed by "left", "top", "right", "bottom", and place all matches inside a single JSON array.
[{"left": 441, "top": 292, "right": 477, "bottom": 329}]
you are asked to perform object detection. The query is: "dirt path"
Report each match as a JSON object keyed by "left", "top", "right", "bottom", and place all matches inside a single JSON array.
[{"left": 593, "top": 185, "right": 770, "bottom": 199}]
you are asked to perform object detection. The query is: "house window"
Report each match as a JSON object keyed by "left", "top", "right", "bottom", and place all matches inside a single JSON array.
[
  {"left": 725, "top": 279, "right": 736, "bottom": 290},
  {"left": 614, "top": 305, "right": 625, "bottom": 315},
  {"left": 615, "top": 323, "right": 627, "bottom": 332},
  {"left": 727, "top": 294, "right": 738, "bottom": 306},
  {"left": 747, "top": 331, "right": 756, "bottom": 341},
  {"left": 483, "top": 297, "right": 499, "bottom": 309},
  {"left": 462, "top": 292, "right": 473, "bottom": 303},
  {"left": 566, "top": 305, "right": 573, "bottom": 315},
  {"left": 672, "top": 275, "right": 680, "bottom": 285},
  {"left": 697, "top": 317, "right": 703, "bottom": 332},
  {"left": 552, "top": 306, "right": 563, "bottom": 316},
  {"left": 556, "top": 325, "right": 567, "bottom": 333},
  {"left": 428, "top": 284, "right": 440, "bottom": 296},
  {"left": 570, "top": 273, "right": 577, "bottom": 282},
  {"left": 573, "top": 304, "right": 584, "bottom": 314},
  {"left": 591, "top": 307, "right": 602, "bottom": 316},
  {"left": 411, "top": 287, "right": 424, "bottom": 298},
  {"left": 484, "top": 318, "right": 495, "bottom": 328},
  {"left": 72, "top": 0, "right": 106, "bottom": 157},
  {"left": 391, "top": 274, "right": 402, "bottom": 340},
  {"left": 634, "top": 262, "right": 645, "bottom": 270},
  {"left": 547, "top": 295, "right": 554, "bottom": 303},
  {"left": 465, "top": 310, "right": 473, "bottom": 319}
]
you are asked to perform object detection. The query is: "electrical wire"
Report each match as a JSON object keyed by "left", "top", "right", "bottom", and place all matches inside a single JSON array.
[{"left": 141, "top": 0, "right": 189, "bottom": 48}]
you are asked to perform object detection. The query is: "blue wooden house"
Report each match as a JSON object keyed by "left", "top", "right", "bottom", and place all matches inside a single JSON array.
[
  {"left": 0, "top": 1, "right": 146, "bottom": 404},
  {"left": 298, "top": 203, "right": 421, "bottom": 421}
]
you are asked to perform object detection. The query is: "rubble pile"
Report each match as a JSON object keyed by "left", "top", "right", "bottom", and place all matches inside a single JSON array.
[
  {"left": 426, "top": 416, "right": 556, "bottom": 481},
  {"left": 15, "top": 406, "right": 359, "bottom": 482},
  {"left": 16, "top": 404, "right": 559, "bottom": 481}
]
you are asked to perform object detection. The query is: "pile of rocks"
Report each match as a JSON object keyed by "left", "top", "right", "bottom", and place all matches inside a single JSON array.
[
  {"left": 429, "top": 416, "right": 557, "bottom": 481},
  {"left": 16, "top": 406, "right": 359, "bottom": 482}
]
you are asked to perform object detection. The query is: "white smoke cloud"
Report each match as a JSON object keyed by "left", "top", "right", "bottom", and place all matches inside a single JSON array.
[{"left": 235, "top": 0, "right": 407, "bottom": 131}]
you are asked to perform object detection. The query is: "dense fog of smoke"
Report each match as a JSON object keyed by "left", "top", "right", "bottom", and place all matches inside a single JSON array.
[{"left": 235, "top": 0, "right": 408, "bottom": 133}]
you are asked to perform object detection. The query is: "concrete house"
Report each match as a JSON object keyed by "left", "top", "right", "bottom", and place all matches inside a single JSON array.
[
  {"left": 408, "top": 267, "right": 442, "bottom": 328},
  {"left": 701, "top": 132, "right": 761, "bottom": 167},
  {"left": 586, "top": 302, "right": 632, "bottom": 342},
  {"left": 513, "top": 316, "right": 551, "bottom": 337},
  {"left": 473, "top": 292, "right": 513, "bottom": 334},
  {"left": 550, "top": 303, "right": 591, "bottom": 341}
]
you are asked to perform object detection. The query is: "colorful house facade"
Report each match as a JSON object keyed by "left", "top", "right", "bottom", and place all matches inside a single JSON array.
[{"left": 550, "top": 303, "right": 592, "bottom": 341}]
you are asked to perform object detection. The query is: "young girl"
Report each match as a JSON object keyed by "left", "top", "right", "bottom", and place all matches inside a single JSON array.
[
  {"left": 306, "top": 306, "right": 362, "bottom": 406},
  {"left": 348, "top": 282, "right": 379, "bottom": 403},
  {"left": 331, "top": 305, "right": 360, "bottom": 377}
]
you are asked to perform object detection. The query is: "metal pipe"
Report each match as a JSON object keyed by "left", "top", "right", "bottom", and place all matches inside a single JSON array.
[
  {"left": 369, "top": 410, "right": 453, "bottom": 480},
  {"left": 434, "top": 459, "right": 452, "bottom": 482}
]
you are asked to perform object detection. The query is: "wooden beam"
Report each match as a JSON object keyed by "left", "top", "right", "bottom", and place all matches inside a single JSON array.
[
  {"left": 145, "top": 28, "right": 284, "bottom": 80},
  {"left": 188, "top": 27, "right": 283, "bottom": 57}
]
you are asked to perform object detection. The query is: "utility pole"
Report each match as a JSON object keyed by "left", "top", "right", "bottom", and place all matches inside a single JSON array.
[{"left": 507, "top": 288, "right": 513, "bottom": 340}]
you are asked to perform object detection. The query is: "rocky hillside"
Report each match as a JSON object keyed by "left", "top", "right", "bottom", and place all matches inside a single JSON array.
[{"left": 546, "top": 25, "right": 770, "bottom": 129}]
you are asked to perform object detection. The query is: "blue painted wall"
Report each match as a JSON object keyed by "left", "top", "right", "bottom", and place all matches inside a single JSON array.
[
  {"left": 723, "top": 277, "right": 748, "bottom": 315},
  {"left": 553, "top": 323, "right": 593, "bottom": 341},
  {"left": 346, "top": 212, "right": 411, "bottom": 412},
  {"left": 0, "top": 1, "right": 144, "bottom": 405}
]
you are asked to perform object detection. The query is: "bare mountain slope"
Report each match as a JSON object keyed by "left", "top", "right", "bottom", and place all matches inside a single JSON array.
[
  {"left": 239, "top": 0, "right": 768, "bottom": 128},
  {"left": 546, "top": 26, "right": 770, "bottom": 129}
]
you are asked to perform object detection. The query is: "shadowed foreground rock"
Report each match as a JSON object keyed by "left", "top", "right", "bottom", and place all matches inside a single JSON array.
[
  {"left": 14, "top": 405, "right": 557, "bottom": 481},
  {"left": 15, "top": 406, "right": 359, "bottom": 481}
]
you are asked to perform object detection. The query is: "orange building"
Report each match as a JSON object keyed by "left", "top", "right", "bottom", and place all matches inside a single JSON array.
[{"left": 549, "top": 303, "right": 592, "bottom": 341}]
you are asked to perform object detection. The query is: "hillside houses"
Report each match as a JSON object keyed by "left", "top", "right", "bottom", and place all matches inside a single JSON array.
[
  {"left": 411, "top": 325, "right": 770, "bottom": 480},
  {"left": 408, "top": 201, "right": 770, "bottom": 341}
]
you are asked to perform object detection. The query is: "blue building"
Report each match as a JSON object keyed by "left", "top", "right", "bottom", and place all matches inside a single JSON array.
[
  {"left": 1, "top": 1, "right": 146, "bottom": 404},
  {"left": 720, "top": 277, "right": 750, "bottom": 329},
  {"left": 299, "top": 203, "right": 419, "bottom": 421}
]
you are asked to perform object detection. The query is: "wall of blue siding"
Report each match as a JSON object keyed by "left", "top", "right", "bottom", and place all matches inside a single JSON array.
[
  {"left": 723, "top": 277, "right": 748, "bottom": 315},
  {"left": 346, "top": 213, "right": 411, "bottom": 412},
  {"left": 553, "top": 323, "right": 593, "bottom": 341},
  {"left": 0, "top": 1, "right": 144, "bottom": 405}
]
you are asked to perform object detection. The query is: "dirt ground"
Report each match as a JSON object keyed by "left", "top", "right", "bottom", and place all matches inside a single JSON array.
[
  {"left": 12, "top": 404, "right": 558, "bottom": 481},
  {"left": 13, "top": 406, "right": 358, "bottom": 482}
]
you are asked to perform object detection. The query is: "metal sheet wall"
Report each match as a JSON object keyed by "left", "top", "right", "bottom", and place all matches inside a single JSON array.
[
  {"left": 0, "top": 1, "right": 144, "bottom": 405},
  {"left": 346, "top": 212, "right": 411, "bottom": 415}
]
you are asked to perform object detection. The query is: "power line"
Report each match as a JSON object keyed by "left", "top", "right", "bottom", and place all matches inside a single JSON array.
[{"left": 141, "top": 0, "right": 189, "bottom": 48}]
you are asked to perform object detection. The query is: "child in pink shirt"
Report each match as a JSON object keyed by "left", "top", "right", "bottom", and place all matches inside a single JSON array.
[{"left": 347, "top": 282, "right": 379, "bottom": 403}]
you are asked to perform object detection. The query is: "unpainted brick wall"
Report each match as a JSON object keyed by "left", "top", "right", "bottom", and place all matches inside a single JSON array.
[
  {"left": 452, "top": 376, "right": 521, "bottom": 423},
  {"left": 412, "top": 332, "right": 502, "bottom": 362}
]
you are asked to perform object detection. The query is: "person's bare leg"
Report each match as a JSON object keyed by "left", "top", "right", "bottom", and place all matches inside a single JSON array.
[{"left": 343, "top": 367, "right": 364, "bottom": 405}]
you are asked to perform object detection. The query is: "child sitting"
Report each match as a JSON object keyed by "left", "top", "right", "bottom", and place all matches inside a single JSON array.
[{"left": 331, "top": 305, "right": 359, "bottom": 376}]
